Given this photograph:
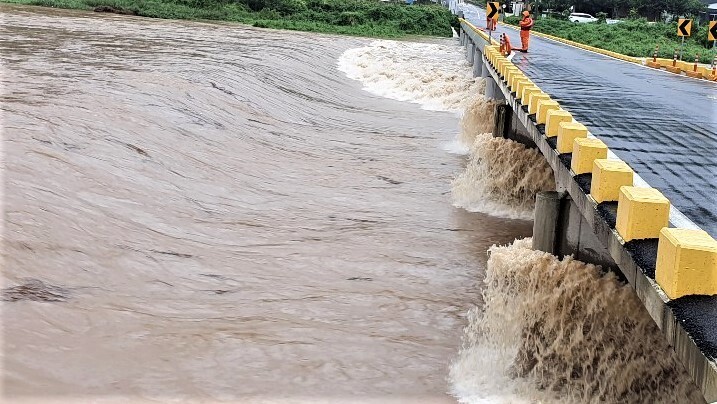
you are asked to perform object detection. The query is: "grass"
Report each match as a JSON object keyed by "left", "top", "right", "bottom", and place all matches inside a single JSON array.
[
  {"left": 504, "top": 16, "right": 716, "bottom": 64},
  {"left": 1, "top": 0, "right": 459, "bottom": 38}
]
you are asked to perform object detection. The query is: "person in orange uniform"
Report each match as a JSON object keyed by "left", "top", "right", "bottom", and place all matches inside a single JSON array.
[{"left": 519, "top": 10, "right": 534, "bottom": 53}]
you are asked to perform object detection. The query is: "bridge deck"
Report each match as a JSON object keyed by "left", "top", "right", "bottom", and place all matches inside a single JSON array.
[
  {"left": 460, "top": 4, "right": 717, "bottom": 238},
  {"left": 469, "top": 31, "right": 717, "bottom": 401}
]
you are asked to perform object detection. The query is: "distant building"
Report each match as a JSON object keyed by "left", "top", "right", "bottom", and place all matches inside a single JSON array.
[
  {"left": 708, "top": 2, "right": 717, "bottom": 20},
  {"left": 511, "top": 1, "right": 526, "bottom": 17}
]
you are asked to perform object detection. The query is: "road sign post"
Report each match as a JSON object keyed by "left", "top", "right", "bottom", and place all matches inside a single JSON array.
[
  {"left": 677, "top": 18, "right": 692, "bottom": 61},
  {"left": 487, "top": 1, "right": 499, "bottom": 42}
]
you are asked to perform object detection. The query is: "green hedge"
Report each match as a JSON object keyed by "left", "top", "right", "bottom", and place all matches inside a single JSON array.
[
  {"left": 505, "top": 17, "right": 716, "bottom": 64},
  {"left": 2, "top": 0, "right": 458, "bottom": 38}
]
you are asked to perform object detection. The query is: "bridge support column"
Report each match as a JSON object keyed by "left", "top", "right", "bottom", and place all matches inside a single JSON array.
[
  {"left": 484, "top": 78, "right": 504, "bottom": 102},
  {"left": 493, "top": 104, "right": 512, "bottom": 139},
  {"left": 532, "top": 191, "right": 618, "bottom": 272},
  {"left": 472, "top": 48, "right": 483, "bottom": 77},
  {"left": 459, "top": 28, "right": 465, "bottom": 46},
  {"left": 533, "top": 191, "right": 562, "bottom": 254},
  {"left": 465, "top": 39, "right": 474, "bottom": 63},
  {"left": 481, "top": 58, "right": 490, "bottom": 78}
]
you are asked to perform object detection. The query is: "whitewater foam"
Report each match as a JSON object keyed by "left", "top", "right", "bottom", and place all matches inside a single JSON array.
[
  {"left": 450, "top": 239, "right": 703, "bottom": 404},
  {"left": 458, "top": 96, "right": 498, "bottom": 147},
  {"left": 337, "top": 40, "right": 482, "bottom": 113},
  {"left": 451, "top": 134, "right": 555, "bottom": 220}
]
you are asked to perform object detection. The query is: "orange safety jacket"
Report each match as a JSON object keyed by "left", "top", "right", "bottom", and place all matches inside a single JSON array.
[{"left": 520, "top": 16, "right": 534, "bottom": 31}]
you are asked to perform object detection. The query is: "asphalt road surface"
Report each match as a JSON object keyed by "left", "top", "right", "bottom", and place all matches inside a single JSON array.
[{"left": 461, "top": 4, "right": 717, "bottom": 237}]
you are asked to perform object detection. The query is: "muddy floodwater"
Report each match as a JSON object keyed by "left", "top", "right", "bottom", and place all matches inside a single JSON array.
[{"left": 0, "top": 6, "right": 532, "bottom": 402}]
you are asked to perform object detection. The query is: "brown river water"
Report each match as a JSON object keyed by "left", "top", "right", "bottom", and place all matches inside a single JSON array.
[
  {"left": 0, "top": 5, "right": 532, "bottom": 403},
  {"left": 0, "top": 5, "right": 705, "bottom": 404}
]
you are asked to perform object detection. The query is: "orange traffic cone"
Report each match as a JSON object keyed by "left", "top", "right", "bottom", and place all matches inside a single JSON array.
[{"left": 503, "top": 34, "right": 512, "bottom": 56}]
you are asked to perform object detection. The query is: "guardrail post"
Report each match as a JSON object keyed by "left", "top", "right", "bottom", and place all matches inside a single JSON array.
[{"left": 647, "top": 45, "right": 661, "bottom": 69}]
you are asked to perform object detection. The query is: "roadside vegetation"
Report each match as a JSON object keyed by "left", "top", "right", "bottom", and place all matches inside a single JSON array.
[
  {"left": 504, "top": 16, "right": 716, "bottom": 64},
  {"left": 1, "top": 0, "right": 458, "bottom": 38}
]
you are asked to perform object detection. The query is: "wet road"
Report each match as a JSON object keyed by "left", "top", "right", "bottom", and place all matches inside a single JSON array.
[{"left": 461, "top": 4, "right": 717, "bottom": 237}]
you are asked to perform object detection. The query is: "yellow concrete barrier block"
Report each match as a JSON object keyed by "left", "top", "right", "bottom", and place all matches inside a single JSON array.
[
  {"left": 506, "top": 69, "right": 522, "bottom": 86},
  {"left": 571, "top": 137, "right": 607, "bottom": 174},
  {"left": 556, "top": 122, "right": 588, "bottom": 153},
  {"left": 509, "top": 72, "right": 526, "bottom": 90},
  {"left": 528, "top": 93, "right": 551, "bottom": 115},
  {"left": 615, "top": 186, "right": 670, "bottom": 242},
  {"left": 515, "top": 79, "right": 534, "bottom": 97},
  {"left": 656, "top": 228, "right": 717, "bottom": 300},
  {"left": 511, "top": 76, "right": 530, "bottom": 93},
  {"left": 503, "top": 65, "right": 518, "bottom": 80},
  {"left": 536, "top": 100, "right": 560, "bottom": 125},
  {"left": 591, "top": 159, "right": 633, "bottom": 203},
  {"left": 487, "top": 49, "right": 497, "bottom": 64},
  {"left": 545, "top": 110, "right": 573, "bottom": 137},
  {"left": 521, "top": 86, "right": 541, "bottom": 105},
  {"left": 678, "top": 60, "right": 692, "bottom": 71},
  {"left": 501, "top": 61, "right": 516, "bottom": 75},
  {"left": 665, "top": 65, "right": 682, "bottom": 74}
]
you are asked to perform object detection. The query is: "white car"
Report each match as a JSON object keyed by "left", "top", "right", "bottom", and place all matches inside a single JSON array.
[{"left": 569, "top": 13, "right": 598, "bottom": 23}]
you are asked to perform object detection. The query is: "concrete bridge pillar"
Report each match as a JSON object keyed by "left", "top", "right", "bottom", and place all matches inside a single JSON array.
[
  {"left": 465, "top": 38, "right": 473, "bottom": 63},
  {"left": 459, "top": 29, "right": 465, "bottom": 46},
  {"left": 484, "top": 78, "right": 504, "bottom": 101},
  {"left": 533, "top": 191, "right": 562, "bottom": 254},
  {"left": 481, "top": 58, "right": 490, "bottom": 78},
  {"left": 532, "top": 191, "right": 617, "bottom": 270},
  {"left": 472, "top": 48, "right": 483, "bottom": 77}
]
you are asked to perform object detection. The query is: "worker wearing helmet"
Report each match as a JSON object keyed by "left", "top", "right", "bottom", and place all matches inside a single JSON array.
[{"left": 519, "top": 10, "right": 534, "bottom": 52}]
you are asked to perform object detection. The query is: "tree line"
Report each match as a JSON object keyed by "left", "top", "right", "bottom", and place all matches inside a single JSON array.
[{"left": 529, "top": 0, "right": 708, "bottom": 20}]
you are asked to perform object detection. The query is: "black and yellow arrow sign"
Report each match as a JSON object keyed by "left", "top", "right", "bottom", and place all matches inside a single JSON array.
[
  {"left": 487, "top": 2, "right": 500, "bottom": 22},
  {"left": 709, "top": 21, "right": 717, "bottom": 42},
  {"left": 677, "top": 18, "right": 692, "bottom": 37}
]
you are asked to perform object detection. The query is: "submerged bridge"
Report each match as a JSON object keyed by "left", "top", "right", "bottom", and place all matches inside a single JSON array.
[{"left": 452, "top": 3, "right": 717, "bottom": 402}]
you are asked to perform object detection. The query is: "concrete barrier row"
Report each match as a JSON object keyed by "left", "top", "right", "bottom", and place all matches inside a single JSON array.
[
  {"left": 496, "top": 21, "right": 717, "bottom": 82},
  {"left": 483, "top": 44, "right": 717, "bottom": 301},
  {"left": 647, "top": 57, "right": 717, "bottom": 81}
]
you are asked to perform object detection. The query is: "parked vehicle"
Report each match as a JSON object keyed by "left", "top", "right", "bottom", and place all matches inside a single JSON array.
[{"left": 569, "top": 13, "right": 598, "bottom": 23}]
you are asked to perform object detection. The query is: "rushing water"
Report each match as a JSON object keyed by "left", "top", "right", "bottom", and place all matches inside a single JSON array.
[
  {"left": 0, "top": 6, "right": 532, "bottom": 403},
  {"left": 0, "top": 5, "right": 704, "bottom": 404}
]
